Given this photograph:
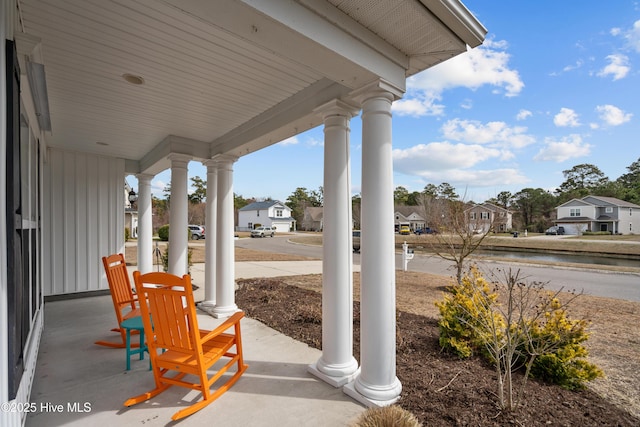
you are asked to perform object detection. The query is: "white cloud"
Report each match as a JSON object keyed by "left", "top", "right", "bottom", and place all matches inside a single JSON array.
[
  {"left": 460, "top": 99, "right": 473, "bottom": 110},
  {"left": 516, "top": 109, "right": 532, "bottom": 121},
  {"left": 396, "top": 38, "right": 524, "bottom": 117},
  {"left": 392, "top": 96, "right": 444, "bottom": 117},
  {"left": 533, "top": 134, "right": 591, "bottom": 162},
  {"left": 622, "top": 19, "right": 640, "bottom": 52},
  {"left": 561, "top": 59, "right": 584, "bottom": 73},
  {"left": 597, "top": 54, "right": 630, "bottom": 80},
  {"left": 441, "top": 119, "right": 535, "bottom": 148},
  {"left": 595, "top": 104, "right": 633, "bottom": 126},
  {"left": 278, "top": 136, "right": 299, "bottom": 146},
  {"left": 554, "top": 108, "right": 581, "bottom": 127},
  {"left": 393, "top": 142, "right": 501, "bottom": 173},
  {"left": 152, "top": 179, "right": 167, "bottom": 194},
  {"left": 305, "top": 136, "right": 323, "bottom": 147}
]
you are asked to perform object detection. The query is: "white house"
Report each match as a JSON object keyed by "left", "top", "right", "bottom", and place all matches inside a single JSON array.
[
  {"left": 1, "top": 0, "right": 485, "bottom": 423},
  {"left": 555, "top": 195, "right": 640, "bottom": 235},
  {"left": 238, "top": 200, "right": 295, "bottom": 233}
]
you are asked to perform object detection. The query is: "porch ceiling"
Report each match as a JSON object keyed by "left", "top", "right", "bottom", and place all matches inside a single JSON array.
[{"left": 15, "top": 0, "right": 485, "bottom": 175}]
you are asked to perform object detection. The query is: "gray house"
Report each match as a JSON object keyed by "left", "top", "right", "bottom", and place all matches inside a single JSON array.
[
  {"left": 465, "top": 202, "right": 513, "bottom": 233},
  {"left": 555, "top": 196, "right": 640, "bottom": 235}
]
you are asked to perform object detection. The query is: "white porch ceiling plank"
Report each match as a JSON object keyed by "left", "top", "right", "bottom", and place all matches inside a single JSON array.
[
  {"left": 22, "top": 2, "right": 308, "bottom": 110},
  {"left": 17, "top": 0, "right": 485, "bottom": 172},
  {"left": 163, "top": 0, "right": 393, "bottom": 90}
]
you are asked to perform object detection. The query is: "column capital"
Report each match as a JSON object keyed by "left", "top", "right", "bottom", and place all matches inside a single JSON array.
[
  {"left": 211, "top": 154, "right": 238, "bottom": 170},
  {"left": 167, "top": 153, "right": 192, "bottom": 169},
  {"left": 202, "top": 159, "right": 218, "bottom": 169},
  {"left": 314, "top": 99, "right": 360, "bottom": 120},
  {"left": 349, "top": 79, "right": 404, "bottom": 105},
  {"left": 211, "top": 153, "right": 238, "bottom": 164},
  {"left": 136, "top": 173, "right": 154, "bottom": 183}
]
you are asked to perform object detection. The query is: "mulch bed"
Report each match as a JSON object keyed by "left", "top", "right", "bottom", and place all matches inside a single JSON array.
[{"left": 236, "top": 278, "right": 639, "bottom": 427}]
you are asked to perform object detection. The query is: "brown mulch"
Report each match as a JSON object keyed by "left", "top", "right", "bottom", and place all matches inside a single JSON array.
[{"left": 236, "top": 273, "right": 640, "bottom": 427}]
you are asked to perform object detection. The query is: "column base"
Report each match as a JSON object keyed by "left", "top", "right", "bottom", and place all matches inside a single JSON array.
[
  {"left": 197, "top": 301, "right": 216, "bottom": 316},
  {"left": 211, "top": 304, "right": 239, "bottom": 319},
  {"left": 308, "top": 358, "right": 359, "bottom": 387},
  {"left": 343, "top": 375, "right": 402, "bottom": 407}
]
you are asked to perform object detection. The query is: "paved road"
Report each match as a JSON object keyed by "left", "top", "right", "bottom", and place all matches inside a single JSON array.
[{"left": 235, "top": 234, "right": 640, "bottom": 302}]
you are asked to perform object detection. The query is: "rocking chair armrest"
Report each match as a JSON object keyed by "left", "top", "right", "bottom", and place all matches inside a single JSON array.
[{"left": 199, "top": 312, "right": 245, "bottom": 344}]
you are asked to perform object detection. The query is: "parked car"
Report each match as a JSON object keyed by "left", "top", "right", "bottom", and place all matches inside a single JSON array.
[
  {"left": 353, "top": 230, "right": 361, "bottom": 253},
  {"left": 188, "top": 224, "right": 205, "bottom": 240},
  {"left": 415, "top": 227, "right": 436, "bottom": 235},
  {"left": 399, "top": 225, "right": 411, "bottom": 235},
  {"left": 545, "top": 226, "right": 565, "bottom": 235},
  {"left": 251, "top": 226, "right": 275, "bottom": 238}
]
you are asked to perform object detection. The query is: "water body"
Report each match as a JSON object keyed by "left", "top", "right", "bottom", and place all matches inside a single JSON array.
[{"left": 475, "top": 249, "right": 640, "bottom": 268}]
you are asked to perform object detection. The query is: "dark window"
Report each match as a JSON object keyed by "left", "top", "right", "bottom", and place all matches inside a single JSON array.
[{"left": 6, "top": 40, "right": 43, "bottom": 399}]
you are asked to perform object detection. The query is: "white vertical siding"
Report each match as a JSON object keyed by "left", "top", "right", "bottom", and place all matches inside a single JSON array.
[{"left": 43, "top": 149, "right": 125, "bottom": 296}]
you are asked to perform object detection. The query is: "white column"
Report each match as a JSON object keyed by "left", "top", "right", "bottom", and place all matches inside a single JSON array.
[
  {"left": 212, "top": 154, "right": 238, "bottom": 318},
  {"left": 168, "top": 154, "right": 191, "bottom": 276},
  {"left": 136, "top": 173, "right": 154, "bottom": 274},
  {"left": 309, "top": 100, "right": 360, "bottom": 387},
  {"left": 344, "top": 80, "right": 403, "bottom": 406},
  {"left": 199, "top": 159, "right": 218, "bottom": 313}
]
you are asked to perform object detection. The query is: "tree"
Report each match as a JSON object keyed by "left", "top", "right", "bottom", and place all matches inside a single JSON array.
[
  {"left": 512, "top": 188, "right": 556, "bottom": 232},
  {"left": 487, "top": 191, "right": 513, "bottom": 209},
  {"left": 286, "top": 187, "right": 323, "bottom": 225},
  {"left": 423, "top": 183, "right": 439, "bottom": 198},
  {"left": 394, "top": 186, "right": 410, "bottom": 205},
  {"left": 437, "top": 182, "right": 459, "bottom": 200},
  {"left": 617, "top": 157, "right": 640, "bottom": 204},
  {"left": 189, "top": 176, "right": 207, "bottom": 204},
  {"left": 556, "top": 163, "right": 609, "bottom": 201},
  {"left": 429, "top": 199, "right": 494, "bottom": 284},
  {"left": 406, "top": 191, "right": 422, "bottom": 206}
]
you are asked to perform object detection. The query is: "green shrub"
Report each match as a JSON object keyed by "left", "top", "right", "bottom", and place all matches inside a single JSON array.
[
  {"left": 124, "top": 227, "right": 130, "bottom": 242},
  {"left": 158, "top": 225, "right": 169, "bottom": 241},
  {"left": 435, "top": 267, "right": 602, "bottom": 393},
  {"left": 161, "top": 244, "right": 193, "bottom": 274},
  {"left": 525, "top": 300, "right": 603, "bottom": 390},
  {"left": 435, "top": 266, "right": 502, "bottom": 358}
]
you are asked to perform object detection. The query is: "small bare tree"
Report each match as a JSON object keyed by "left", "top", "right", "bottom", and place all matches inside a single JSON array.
[
  {"left": 426, "top": 198, "right": 495, "bottom": 284},
  {"left": 443, "top": 267, "right": 591, "bottom": 410}
]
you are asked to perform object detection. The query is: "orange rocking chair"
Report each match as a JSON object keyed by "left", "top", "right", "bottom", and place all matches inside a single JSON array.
[
  {"left": 124, "top": 271, "right": 248, "bottom": 421},
  {"left": 95, "top": 253, "right": 141, "bottom": 348}
]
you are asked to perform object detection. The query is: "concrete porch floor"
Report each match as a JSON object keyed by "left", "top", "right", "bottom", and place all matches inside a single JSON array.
[{"left": 26, "top": 263, "right": 365, "bottom": 426}]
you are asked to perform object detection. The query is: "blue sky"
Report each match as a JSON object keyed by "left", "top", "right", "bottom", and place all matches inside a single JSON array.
[{"left": 139, "top": 2, "right": 640, "bottom": 203}]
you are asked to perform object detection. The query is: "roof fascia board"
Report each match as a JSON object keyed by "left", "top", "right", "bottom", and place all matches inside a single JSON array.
[
  {"left": 239, "top": 0, "right": 407, "bottom": 88},
  {"left": 557, "top": 198, "right": 592, "bottom": 208},
  {"left": 420, "top": 0, "right": 487, "bottom": 48},
  {"left": 296, "top": 0, "right": 408, "bottom": 67}
]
